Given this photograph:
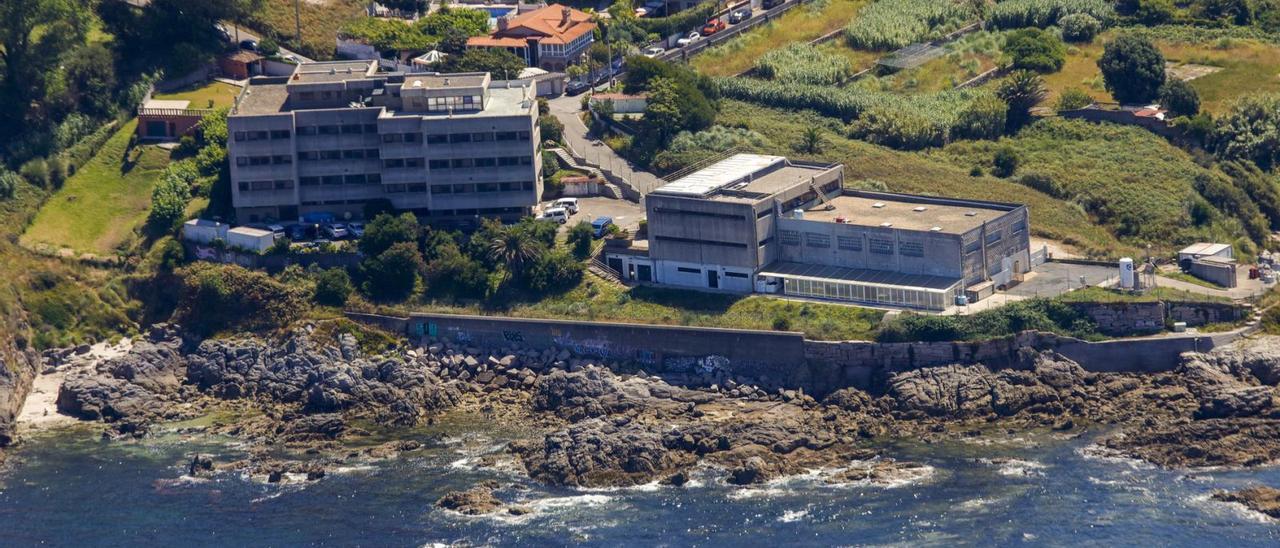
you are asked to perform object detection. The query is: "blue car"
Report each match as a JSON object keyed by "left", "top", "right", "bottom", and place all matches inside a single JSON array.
[{"left": 591, "top": 216, "right": 614, "bottom": 238}]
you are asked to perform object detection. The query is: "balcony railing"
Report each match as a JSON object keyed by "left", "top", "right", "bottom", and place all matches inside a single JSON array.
[{"left": 137, "top": 107, "right": 215, "bottom": 117}]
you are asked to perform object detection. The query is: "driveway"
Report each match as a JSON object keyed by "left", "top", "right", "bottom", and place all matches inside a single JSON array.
[
  {"left": 547, "top": 94, "right": 665, "bottom": 195},
  {"left": 541, "top": 197, "right": 646, "bottom": 234},
  {"left": 1005, "top": 262, "right": 1118, "bottom": 298},
  {"left": 223, "top": 22, "right": 315, "bottom": 63}
]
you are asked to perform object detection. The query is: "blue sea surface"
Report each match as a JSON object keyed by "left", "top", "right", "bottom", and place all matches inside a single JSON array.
[{"left": 1, "top": 426, "right": 1279, "bottom": 547}]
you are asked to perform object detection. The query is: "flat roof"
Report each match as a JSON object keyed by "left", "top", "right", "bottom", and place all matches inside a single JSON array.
[
  {"left": 234, "top": 79, "right": 533, "bottom": 118},
  {"left": 798, "top": 194, "right": 1011, "bottom": 234},
  {"left": 760, "top": 262, "right": 962, "bottom": 292},
  {"left": 1179, "top": 243, "right": 1232, "bottom": 256},
  {"left": 228, "top": 226, "right": 274, "bottom": 237},
  {"left": 653, "top": 154, "right": 787, "bottom": 197},
  {"left": 401, "top": 73, "right": 489, "bottom": 92},
  {"left": 144, "top": 99, "right": 190, "bottom": 110},
  {"left": 290, "top": 60, "right": 377, "bottom": 83}
]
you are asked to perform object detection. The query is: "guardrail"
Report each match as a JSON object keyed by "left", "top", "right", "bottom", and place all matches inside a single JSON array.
[{"left": 137, "top": 107, "right": 216, "bottom": 117}]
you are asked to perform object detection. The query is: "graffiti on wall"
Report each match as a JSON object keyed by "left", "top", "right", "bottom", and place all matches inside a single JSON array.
[{"left": 664, "top": 354, "right": 731, "bottom": 374}]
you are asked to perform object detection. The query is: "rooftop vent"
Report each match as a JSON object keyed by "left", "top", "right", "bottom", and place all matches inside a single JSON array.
[
  {"left": 880, "top": 222, "right": 892, "bottom": 227},
  {"left": 872, "top": 202, "right": 885, "bottom": 208},
  {"left": 329, "top": 68, "right": 336, "bottom": 75},
  {"left": 412, "top": 80, "right": 423, "bottom": 87},
  {"left": 913, "top": 206, "right": 927, "bottom": 212},
  {"left": 444, "top": 78, "right": 451, "bottom": 86},
  {"left": 965, "top": 211, "right": 978, "bottom": 216}
]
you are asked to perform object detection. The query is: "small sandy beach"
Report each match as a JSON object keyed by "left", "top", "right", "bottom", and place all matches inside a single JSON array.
[{"left": 16, "top": 338, "right": 132, "bottom": 434}]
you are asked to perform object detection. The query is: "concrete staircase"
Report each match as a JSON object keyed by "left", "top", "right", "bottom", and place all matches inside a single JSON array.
[{"left": 588, "top": 257, "right": 627, "bottom": 287}]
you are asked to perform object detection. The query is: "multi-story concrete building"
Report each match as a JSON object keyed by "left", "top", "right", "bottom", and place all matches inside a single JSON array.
[
  {"left": 227, "top": 60, "right": 541, "bottom": 224},
  {"left": 605, "top": 154, "right": 1032, "bottom": 311}
]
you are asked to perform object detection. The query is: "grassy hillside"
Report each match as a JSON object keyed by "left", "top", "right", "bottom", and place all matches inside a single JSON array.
[
  {"left": 21, "top": 120, "right": 172, "bottom": 256},
  {"left": 248, "top": 0, "right": 367, "bottom": 60},
  {"left": 715, "top": 101, "right": 1131, "bottom": 256},
  {"left": 691, "top": 0, "right": 873, "bottom": 77}
]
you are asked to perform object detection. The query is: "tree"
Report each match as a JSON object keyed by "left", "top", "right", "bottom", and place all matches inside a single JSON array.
[
  {"left": 1056, "top": 88, "right": 1095, "bottom": 111},
  {"left": 416, "top": 6, "right": 490, "bottom": 37},
  {"left": 313, "top": 268, "right": 353, "bottom": 306},
  {"left": 148, "top": 171, "right": 193, "bottom": 232},
  {"left": 1059, "top": 13, "right": 1101, "bottom": 43},
  {"left": 1159, "top": 79, "right": 1200, "bottom": 117},
  {"left": 258, "top": 37, "right": 280, "bottom": 57},
  {"left": 567, "top": 222, "right": 594, "bottom": 259},
  {"left": 522, "top": 250, "right": 584, "bottom": 292},
  {"left": 444, "top": 49, "right": 526, "bottom": 79},
  {"left": 176, "top": 262, "right": 309, "bottom": 335},
  {"left": 0, "top": 168, "right": 19, "bottom": 199},
  {"left": 1003, "top": 28, "right": 1066, "bottom": 74},
  {"left": 539, "top": 115, "right": 564, "bottom": 143},
  {"left": 1210, "top": 93, "right": 1280, "bottom": 170},
  {"left": 0, "top": 0, "right": 91, "bottom": 139},
  {"left": 996, "top": 70, "right": 1047, "bottom": 133},
  {"left": 798, "top": 126, "right": 823, "bottom": 154},
  {"left": 359, "top": 212, "right": 420, "bottom": 257},
  {"left": 64, "top": 43, "right": 118, "bottom": 119},
  {"left": 423, "top": 239, "right": 489, "bottom": 299},
  {"left": 488, "top": 230, "right": 541, "bottom": 279},
  {"left": 437, "top": 28, "right": 470, "bottom": 56},
  {"left": 361, "top": 242, "right": 423, "bottom": 301},
  {"left": 1098, "top": 34, "right": 1166, "bottom": 104}
]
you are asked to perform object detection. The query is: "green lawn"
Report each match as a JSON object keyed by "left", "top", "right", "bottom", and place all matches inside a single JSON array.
[
  {"left": 381, "top": 273, "right": 886, "bottom": 341},
  {"left": 22, "top": 119, "right": 172, "bottom": 256},
  {"left": 1058, "top": 285, "right": 1231, "bottom": 304},
  {"left": 154, "top": 81, "right": 243, "bottom": 109},
  {"left": 1159, "top": 271, "right": 1229, "bottom": 290}
]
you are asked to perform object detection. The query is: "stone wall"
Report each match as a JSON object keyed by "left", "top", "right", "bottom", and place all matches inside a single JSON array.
[
  {"left": 348, "top": 312, "right": 1247, "bottom": 397},
  {"left": 1071, "top": 302, "right": 1165, "bottom": 335},
  {"left": 1168, "top": 301, "right": 1247, "bottom": 326}
]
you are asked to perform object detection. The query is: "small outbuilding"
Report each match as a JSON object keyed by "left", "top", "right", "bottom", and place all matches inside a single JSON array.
[
  {"left": 1178, "top": 243, "right": 1233, "bottom": 265},
  {"left": 219, "top": 50, "right": 264, "bottom": 80},
  {"left": 226, "top": 226, "right": 278, "bottom": 253},
  {"left": 182, "top": 219, "right": 230, "bottom": 245}
]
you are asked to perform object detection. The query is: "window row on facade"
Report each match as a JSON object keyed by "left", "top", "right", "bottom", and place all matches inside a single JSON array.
[
  {"left": 233, "top": 129, "right": 293, "bottom": 141},
  {"left": 782, "top": 277, "right": 951, "bottom": 310},
  {"left": 237, "top": 180, "right": 296, "bottom": 191}
]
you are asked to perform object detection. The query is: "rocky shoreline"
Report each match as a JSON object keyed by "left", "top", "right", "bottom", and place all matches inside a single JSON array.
[{"left": 15, "top": 322, "right": 1280, "bottom": 504}]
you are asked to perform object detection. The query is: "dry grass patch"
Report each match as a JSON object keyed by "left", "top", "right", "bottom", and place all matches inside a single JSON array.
[{"left": 691, "top": 0, "right": 871, "bottom": 77}]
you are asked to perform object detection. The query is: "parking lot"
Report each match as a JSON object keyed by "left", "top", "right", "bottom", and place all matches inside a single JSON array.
[
  {"left": 1005, "top": 262, "right": 1118, "bottom": 298},
  {"left": 541, "top": 197, "right": 646, "bottom": 235}
]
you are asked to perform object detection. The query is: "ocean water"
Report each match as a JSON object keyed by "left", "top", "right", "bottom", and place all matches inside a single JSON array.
[{"left": 1, "top": 425, "right": 1278, "bottom": 547}]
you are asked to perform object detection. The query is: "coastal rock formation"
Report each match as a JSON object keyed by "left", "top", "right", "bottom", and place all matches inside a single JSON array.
[
  {"left": 435, "top": 482, "right": 511, "bottom": 515},
  {"left": 56, "top": 325, "right": 188, "bottom": 429},
  {"left": 885, "top": 351, "right": 1089, "bottom": 419},
  {"left": 1101, "top": 418, "right": 1280, "bottom": 468},
  {"left": 0, "top": 313, "right": 41, "bottom": 447},
  {"left": 1212, "top": 486, "right": 1280, "bottom": 518}
]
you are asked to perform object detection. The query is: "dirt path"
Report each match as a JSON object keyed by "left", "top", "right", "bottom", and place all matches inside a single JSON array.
[{"left": 15, "top": 339, "right": 133, "bottom": 434}]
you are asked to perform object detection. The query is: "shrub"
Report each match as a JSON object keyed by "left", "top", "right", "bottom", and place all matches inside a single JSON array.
[
  {"left": 176, "top": 263, "right": 309, "bottom": 335},
  {"left": 522, "top": 250, "right": 584, "bottom": 293},
  {"left": 877, "top": 298, "right": 1095, "bottom": 342},
  {"left": 148, "top": 171, "right": 192, "bottom": 232},
  {"left": 845, "top": 0, "right": 975, "bottom": 51},
  {"left": 1210, "top": 93, "right": 1280, "bottom": 170},
  {"left": 568, "top": 221, "right": 594, "bottom": 259},
  {"left": 46, "top": 157, "right": 67, "bottom": 189},
  {"left": 359, "top": 212, "right": 420, "bottom": 257},
  {"left": 1018, "top": 171, "right": 1065, "bottom": 197},
  {"left": 636, "top": 2, "right": 715, "bottom": 37},
  {"left": 1056, "top": 87, "right": 1094, "bottom": 110},
  {"left": 756, "top": 43, "right": 854, "bottom": 86},
  {"left": 361, "top": 242, "right": 423, "bottom": 301},
  {"left": 539, "top": 115, "right": 564, "bottom": 143},
  {"left": 1003, "top": 28, "right": 1066, "bottom": 73},
  {"left": 0, "top": 168, "right": 19, "bottom": 199},
  {"left": 19, "top": 158, "right": 49, "bottom": 188},
  {"left": 1059, "top": 13, "right": 1101, "bottom": 42},
  {"left": 1098, "top": 34, "right": 1166, "bottom": 104},
  {"left": 993, "top": 146, "right": 1020, "bottom": 177},
  {"left": 314, "top": 268, "right": 353, "bottom": 307},
  {"left": 987, "top": 0, "right": 1114, "bottom": 29},
  {"left": 53, "top": 113, "right": 99, "bottom": 152},
  {"left": 1159, "top": 79, "right": 1200, "bottom": 117}
]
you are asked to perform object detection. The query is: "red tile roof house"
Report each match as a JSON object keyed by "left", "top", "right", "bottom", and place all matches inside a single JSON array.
[
  {"left": 467, "top": 4, "right": 597, "bottom": 72},
  {"left": 136, "top": 98, "right": 214, "bottom": 141}
]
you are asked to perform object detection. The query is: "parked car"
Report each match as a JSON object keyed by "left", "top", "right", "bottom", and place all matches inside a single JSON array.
[
  {"left": 763, "top": 0, "right": 784, "bottom": 9},
  {"left": 701, "top": 18, "right": 727, "bottom": 36},
  {"left": 553, "top": 197, "right": 580, "bottom": 214},
  {"left": 566, "top": 80, "right": 591, "bottom": 96},
  {"left": 239, "top": 38, "right": 259, "bottom": 51},
  {"left": 643, "top": 46, "right": 666, "bottom": 58},
  {"left": 322, "top": 223, "right": 349, "bottom": 240},
  {"left": 728, "top": 7, "right": 752, "bottom": 24},
  {"left": 215, "top": 24, "right": 232, "bottom": 42},
  {"left": 287, "top": 224, "right": 312, "bottom": 241},
  {"left": 347, "top": 222, "right": 365, "bottom": 238},
  {"left": 538, "top": 207, "right": 569, "bottom": 224},
  {"left": 591, "top": 216, "right": 614, "bottom": 238},
  {"left": 676, "top": 31, "right": 701, "bottom": 47}
]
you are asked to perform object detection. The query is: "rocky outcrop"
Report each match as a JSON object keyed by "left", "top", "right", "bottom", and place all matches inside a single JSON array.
[
  {"left": 56, "top": 325, "right": 188, "bottom": 430},
  {"left": 885, "top": 351, "right": 1089, "bottom": 419},
  {"left": 1213, "top": 486, "right": 1280, "bottom": 518},
  {"left": 0, "top": 314, "right": 40, "bottom": 447},
  {"left": 1177, "top": 339, "right": 1280, "bottom": 419},
  {"left": 1101, "top": 418, "right": 1280, "bottom": 468}
]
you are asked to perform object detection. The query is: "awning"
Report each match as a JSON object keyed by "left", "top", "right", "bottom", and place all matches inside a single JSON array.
[{"left": 758, "top": 261, "right": 962, "bottom": 292}]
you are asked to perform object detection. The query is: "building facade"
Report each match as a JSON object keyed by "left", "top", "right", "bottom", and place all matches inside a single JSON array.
[
  {"left": 606, "top": 154, "right": 1032, "bottom": 311},
  {"left": 226, "top": 61, "right": 541, "bottom": 224}
]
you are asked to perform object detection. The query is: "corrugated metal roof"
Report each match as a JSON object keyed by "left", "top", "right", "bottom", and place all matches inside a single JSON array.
[
  {"left": 653, "top": 153, "right": 786, "bottom": 197},
  {"left": 1179, "top": 243, "right": 1231, "bottom": 257}
]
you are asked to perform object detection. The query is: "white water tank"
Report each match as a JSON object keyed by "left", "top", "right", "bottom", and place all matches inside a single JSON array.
[{"left": 1119, "top": 257, "right": 1135, "bottom": 289}]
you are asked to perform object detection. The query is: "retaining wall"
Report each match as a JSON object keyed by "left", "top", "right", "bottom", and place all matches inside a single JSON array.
[{"left": 348, "top": 312, "right": 1250, "bottom": 396}]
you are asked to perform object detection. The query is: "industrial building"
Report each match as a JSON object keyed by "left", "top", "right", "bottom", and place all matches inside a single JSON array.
[
  {"left": 604, "top": 154, "right": 1033, "bottom": 311},
  {"left": 226, "top": 60, "right": 541, "bottom": 225}
]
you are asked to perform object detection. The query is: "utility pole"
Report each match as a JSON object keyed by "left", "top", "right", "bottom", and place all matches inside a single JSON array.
[{"left": 295, "top": 0, "right": 302, "bottom": 46}]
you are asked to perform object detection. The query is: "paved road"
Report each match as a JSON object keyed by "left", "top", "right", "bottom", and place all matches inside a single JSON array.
[
  {"left": 223, "top": 22, "right": 315, "bottom": 64},
  {"left": 547, "top": 94, "right": 666, "bottom": 196}
]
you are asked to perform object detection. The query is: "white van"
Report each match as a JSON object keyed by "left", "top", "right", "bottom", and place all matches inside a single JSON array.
[
  {"left": 553, "top": 197, "right": 580, "bottom": 214},
  {"left": 538, "top": 207, "right": 569, "bottom": 224}
]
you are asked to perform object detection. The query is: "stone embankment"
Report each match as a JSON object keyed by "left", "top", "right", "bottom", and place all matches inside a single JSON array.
[
  {"left": 0, "top": 314, "right": 40, "bottom": 451},
  {"left": 30, "top": 322, "right": 1280, "bottom": 490}
]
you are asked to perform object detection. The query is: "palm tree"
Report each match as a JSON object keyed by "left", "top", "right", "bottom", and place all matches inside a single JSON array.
[
  {"left": 488, "top": 230, "right": 541, "bottom": 278},
  {"left": 996, "top": 69, "right": 1047, "bottom": 133},
  {"left": 799, "top": 126, "right": 823, "bottom": 154}
]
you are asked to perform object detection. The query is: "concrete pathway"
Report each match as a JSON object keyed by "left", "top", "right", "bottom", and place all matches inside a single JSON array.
[{"left": 547, "top": 94, "right": 665, "bottom": 196}]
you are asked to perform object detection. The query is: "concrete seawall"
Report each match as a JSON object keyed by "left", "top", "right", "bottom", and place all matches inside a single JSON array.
[{"left": 347, "top": 312, "right": 1249, "bottom": 396}]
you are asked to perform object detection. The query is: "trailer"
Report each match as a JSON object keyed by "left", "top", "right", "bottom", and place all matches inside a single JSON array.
[{"left": 182, "top": 219, "right": 229, "bottom": 244}]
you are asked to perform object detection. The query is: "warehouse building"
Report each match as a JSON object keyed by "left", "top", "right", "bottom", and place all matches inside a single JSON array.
[
  {"left": 605, "top": 154, "right": 1032, "bottom": 311},
  {"left": 227, "top": 61, "right": 541, "bottom": 225}
]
